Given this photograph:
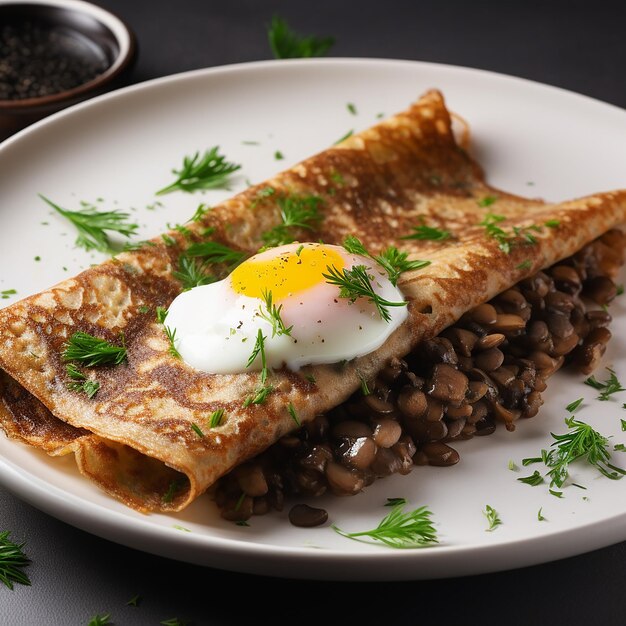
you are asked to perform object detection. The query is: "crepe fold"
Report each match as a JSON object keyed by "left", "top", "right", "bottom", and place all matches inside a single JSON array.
[{"left": 1, "top": 90, "right": 625, "bottom": 513}]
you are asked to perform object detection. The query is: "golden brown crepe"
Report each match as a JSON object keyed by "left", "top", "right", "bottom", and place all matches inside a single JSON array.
[{"left": 1, "top": 90, "right": 625, "bottom": 512}]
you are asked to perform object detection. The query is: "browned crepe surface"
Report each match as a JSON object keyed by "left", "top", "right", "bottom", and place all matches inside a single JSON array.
[{"left": 1, "top": 90, "right": 625, "bottom": 512}]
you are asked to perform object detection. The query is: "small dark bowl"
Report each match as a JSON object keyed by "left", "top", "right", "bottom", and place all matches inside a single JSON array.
[{"left": 0, "top": 0, "right": 137, "bottom": 139}]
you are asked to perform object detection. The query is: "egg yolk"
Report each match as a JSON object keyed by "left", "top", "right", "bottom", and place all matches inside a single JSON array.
[{"left": 230, "top": 243, "right": 345, "bottom": 300}]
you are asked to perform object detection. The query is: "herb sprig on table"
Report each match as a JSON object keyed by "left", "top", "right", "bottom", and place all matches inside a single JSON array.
[
  {"left": 0, "top": 531, "right": 30, "bottom": 590},
  {"left": 40, "top": 195, "right": 138, "bottom": 253},
  {"left": 267, "top": 15, "right": 334, "bottom": 59}
]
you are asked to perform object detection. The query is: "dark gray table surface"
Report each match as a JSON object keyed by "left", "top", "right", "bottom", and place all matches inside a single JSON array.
[{"left": 2, "top": 1, "right": 626, "bottom": 624}]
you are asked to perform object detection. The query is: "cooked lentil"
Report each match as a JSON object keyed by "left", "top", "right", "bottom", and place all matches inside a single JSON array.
[{"left": 215, "top": 230, "right": 626, "bottom": 524}]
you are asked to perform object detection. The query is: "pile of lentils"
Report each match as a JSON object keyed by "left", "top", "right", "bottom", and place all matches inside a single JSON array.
[
  {"left": 0, "top": 20, "right": 109, "bottom": 100},
  {"left": 215, "top": 229, "right": 626, "bottom": 527}
]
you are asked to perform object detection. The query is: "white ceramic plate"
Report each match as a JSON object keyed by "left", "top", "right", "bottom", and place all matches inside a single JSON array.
[{"left": 1, "top": 59, "right": 625, "bottom": 580}]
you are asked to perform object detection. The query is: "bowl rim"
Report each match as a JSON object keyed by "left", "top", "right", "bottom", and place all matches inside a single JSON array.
[{"left": 0, "top": 0, "right": 137, "bottom": 110}]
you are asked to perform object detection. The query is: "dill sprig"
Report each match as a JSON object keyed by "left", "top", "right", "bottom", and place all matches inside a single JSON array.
[
  {"left": 246, "top": 329, "right": 268, "bottom": 382},
  {"left": 261, "top": 193, "right": 323, "bottom": 248},
  {"left": 342, "top": 235, "right": 430, "bottom": 286},
  {"left": 164, "top": 326, "right": 181, "bottom": 359},
  {"left": 40, "top": 194, "right": 138, "bottom": 253},
  {"left": 65, "top": 363, "right": 100, "bottom": 398},
  {"left": 584, "top": 368, "right": 625, "bottom": 401},
  {"left": 385, "top": 497, "right": 407, "bottom": 507},
  {"left": 185, "top": 241, "right": 246, "bottom": 267},
  {"left": 323, "top": 264, "right": 406, "bottom": 323},
  {"left": 209, "top": 409, "right": 225, "bottom": 428},
  {"left": 156, "top": 147, "right": 241, "bottom": 195},
  {"left": 483, "top": 505, "right": 502, "bottom": 531},
  {"left": 566, "top": 397, "right": 584, "bottom": 413},
  {"left": 267, "top": 15, "right": 334, "bottom": 59},
  {"left": 243, "top": 383, "right": 274, "bottom": 407},
  {"left": 546, "top": 417, "right": 626, "bottom": 488},
  {"left": 332, "top": 503, "right": 437, "bottom": 548},
  {"left": 517, "top": 470, "right": 544, "bottom": 486},
  {"left": 402, "top": 223, "right": 453, "bottom": 242},
  {"left": 479, "top": 213, "right": 542, "bottom": 254},
  {"left": 288, "top": 402, "right": 300, "bottom": 426},
  {"left": 62, "top": 332, "right": 127, "bottom": 367},
  {"left": 191, "top": 423, "right": 204, "bottom": 438},
  {"left": 87, "top": 614, "right": 112, "bottom": 626},
  {"left": 258, "top": 289, "right": 293, "bottom": 337},
  {"left": 173, "top": 256, "right": 217, "bottom": 291},
  {"left": 0, "top": 531, "right": 30, "bottom": 590}
]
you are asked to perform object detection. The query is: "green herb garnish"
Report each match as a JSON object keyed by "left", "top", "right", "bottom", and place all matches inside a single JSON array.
[
  {"left": 546, "top": 417, "right": 626, "bottom": 488},
  {"left": 274, "top": 150, "right": 284, "bottom": 160},
  {"left": 156, "top": 306, "right": 168, "bottom": 324},
  {"left": 62, "top": 332, "right": 126, "bottom": 367},
  {"left": 323, "top": 264, "right": 406, "bottom": 323},
  {"left": 358, "top": 373, "right": 371, "bottom": 396},
  {"left": 185, "top": 241, "right": 246, "bottom": 267},
  {"left": 40, "top": 195, "right": 138, "bottom": 253},
  {"left": 267, "top": 15, "right": 334, "bottom": 59},
  {"left": 258, "top": 289, "right": 293, "bottom": 337},
  {"left": 164, "top": 326, "right": 181, "bottom": 359},
  {"left": 242, "top": 383, "right": 274, "bottom": 407},
  {"left": 550, "top": 489, "right": 563, "bottom": 498},
  {"left": 0, "top": 531, "right": 30, "bottom": 590},
  {"left": 616, "top": 284, "right": 624, "bottom": 296},
  {"left": 477, "top": 195, "right": 498, "bottom": 207},
  {"left": 343, "top": 236, "right": 431, "bottom": 285},
  {"left": 126, "top": 595, "right": 141, "bottom": 607},
  {"left": 374, "top": 246, "right": 431, "bottom": 286},
  {"left": 614, "top": 444, "right": 626, "bottom": 452},
  {"left": 479, "top": 213, "right": 543, "bottom": 254},
  {"left": 87, "top": 614, "right": 112, "bottom": 626},
  {"left": 209, "top": 409, "right": 225, "bottom": 428},
  {"left": 517, "top": 470, "right": 544, "bottom": 486},
  {"left": 0, "top": 289, "right": 16, "bottom": 299},
  {"left": 65, "top": 363, "right": 100, "bottom": 398},
  {"left": 584, "top": 368, "right": 625, "bottom": 401},
  {"left": 246, "top": 329, "right": 268, "bottom": 382},
  {"left": 288, "top": 402, "right": 300, "bottom": 426},
  {"left": 537, "top": 508, "right": 547, "bottom": 521},
  {"left": 173, "top": 255, "right": 216, "bottom": 290},
  {"left": 332, "top": 503, "right": 437, "bottom": 548},
  {"left": 544, "top": 219, "right": 561, "bottom": 228},
  {"left": 621, "top": 419, "right": 626, "bottom": 431},
  {"left": 483, "top": 505, "right": 502, "bottom": 531},
  {"left": 347, "top": 102, "right": 357, "bottom": 115},
  {"left": 334, "top": 129, "right": 354, "bottom": 145},
  {"left": 508, "top": 460, "right": 519, "bottom": 471},
  {"left": 402, "top": 223, "right": 453, "bottom": 242},
  {"left": 156, "top": 148, "right": 241, "bottom": 195},
  {"left": 191, "top": 423, "right": 204, "bottom": 438},
  {"left": 566, "top": 397, "right": 584, "bottom": 413},
  {"left": 384, "top": 497, "right": 407, "bottom": 507},
  {"left": 516, "top": 260, "right": 532, "bottom": 270},
  {"left": 261, "top": 193, "right": 323, "bottom": 248}
]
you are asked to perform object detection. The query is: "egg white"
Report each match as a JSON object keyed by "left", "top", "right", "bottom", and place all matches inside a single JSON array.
[{"left": 165, "top": 243, "right": 408, "bottom": 374}]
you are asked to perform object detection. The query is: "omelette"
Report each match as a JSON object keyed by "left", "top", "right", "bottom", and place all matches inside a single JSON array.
[{"left": 0, "top": 90, "right": 625, "bottom": 513}]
